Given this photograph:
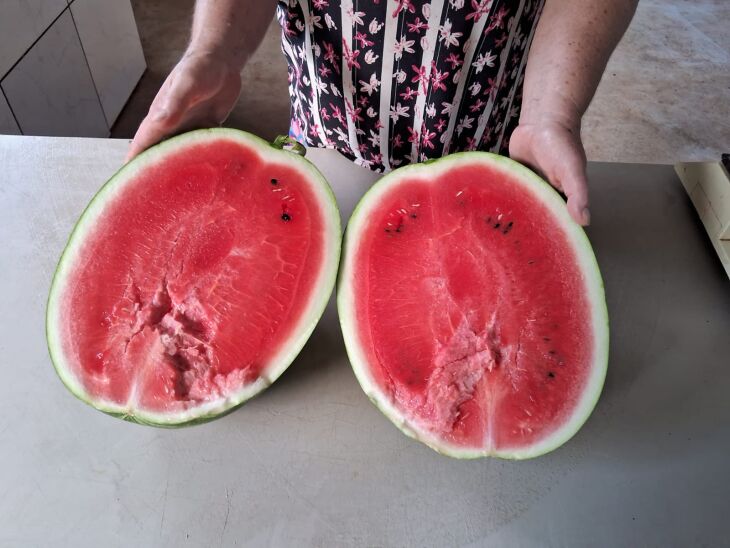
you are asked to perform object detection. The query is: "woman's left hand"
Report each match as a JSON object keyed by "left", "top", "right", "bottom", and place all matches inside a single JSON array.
[{"left": 509, "top": 120, "right": 590, "bottom": 226}]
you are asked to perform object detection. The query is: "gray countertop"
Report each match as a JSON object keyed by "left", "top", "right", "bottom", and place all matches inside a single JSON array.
[{"left": 1, "top": 135, "right": 728, "bottom": 547}]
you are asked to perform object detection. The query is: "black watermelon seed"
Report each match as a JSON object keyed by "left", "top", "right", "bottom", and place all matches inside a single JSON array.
[
  {"left": 502, "top": 221, "right": 514, "bottom": 234},
  {"left": 494, "top": 222, "right": 501, "bottom": 229},
  {"left": 528, "top": 260, "right": 535, "bottom": 265},
  {"left": 549, "top": 350, "right": 556, "bottom": 355},
  {"left": 281, "top": 213, "right": 291, "bottom": 221},
  {"left": 543, "top": 337, "right": 551, "bottom": 342},
  {"left": 410, "top": 213, "right": 417, "bottom": 219},
  {"left": 270, "top": 178, "right": 278, "bottom": 185},
  {"left": 486, "top": 216, "right": 492, "bottom": 223},
  {"left": 547, "top": 371, "right": 556, "bottom": 378}
]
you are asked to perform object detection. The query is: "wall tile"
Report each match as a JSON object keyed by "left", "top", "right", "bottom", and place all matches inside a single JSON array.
[
  {"left": 2, "top": 10, "right": 108, "bottom": 137},
  {"left": 0, "top": 0, "right": 68, "bottom": 77},
  {"left": 71, "top": 0, "right": 146, "bottom": 126}
]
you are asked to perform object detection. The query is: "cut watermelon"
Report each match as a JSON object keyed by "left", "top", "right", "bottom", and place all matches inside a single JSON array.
[
  {"left": 47, "top": 129, "right": 341, "bottom": 426},
  {"left": 338, "top": 153, "right": 608, "bottom": 459}
]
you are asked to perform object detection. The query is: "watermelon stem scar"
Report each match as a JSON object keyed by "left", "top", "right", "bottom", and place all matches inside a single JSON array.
[
  {"left": 338, "top": 151, "right": 608, "bottom": 459},
  {"left": 46, "top": 129, "right": 341, "bottom": 426}
]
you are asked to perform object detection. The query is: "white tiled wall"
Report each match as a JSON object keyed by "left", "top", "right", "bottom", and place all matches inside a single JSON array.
[
  {"left": 1, "top": 11, "right": 108, "bottom": 137},
  {"left": 0, "top": 0, "right": 67, "bottom": 76},
  {"left": 71, "top": 0, "right": 146, "bottom": 126},
  {"left": 0, "top": 93, "right": 21, "bottom": 135},
  {"left": 0, "top": 0, "right": 145, "bottom": 137}
]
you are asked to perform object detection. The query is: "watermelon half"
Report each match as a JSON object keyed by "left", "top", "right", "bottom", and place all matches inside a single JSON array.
[
  {"left": 47, "top": 129, "right": 341, "bottom": 426},
  {"left": 338, "top": 153, "right": 608, "bottom": 459}
]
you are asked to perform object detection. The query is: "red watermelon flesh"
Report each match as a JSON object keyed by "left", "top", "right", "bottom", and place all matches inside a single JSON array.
[
  {"left": 338, "top": 153, "right": 608, "bottom": 458},
  {"left": 47, "top": 130, "right": 340, "bottom": 425}
]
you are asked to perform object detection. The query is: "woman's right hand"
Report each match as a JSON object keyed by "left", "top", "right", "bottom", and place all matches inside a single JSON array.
[{"left": 126, "top": 51, "right": 242, "bottom": 161}]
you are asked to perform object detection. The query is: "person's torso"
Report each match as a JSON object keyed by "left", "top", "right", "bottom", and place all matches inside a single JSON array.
[{"left": 277, "top": 0, "right": 544, "bottom": 172}]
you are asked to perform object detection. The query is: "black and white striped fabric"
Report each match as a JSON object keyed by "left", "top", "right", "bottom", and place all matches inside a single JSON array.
[{"left": 277, "top": 0, "right": 545, "bottom": 172}]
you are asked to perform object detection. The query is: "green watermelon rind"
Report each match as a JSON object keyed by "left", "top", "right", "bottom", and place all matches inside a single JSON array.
[
  {"left": 337, "top": 151, "right": 609, "bottom": 460},
  {"left": 46, "top": 128, "right": 341, "bottom": 427}
]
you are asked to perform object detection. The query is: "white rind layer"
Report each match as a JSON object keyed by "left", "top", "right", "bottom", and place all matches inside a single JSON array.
[
  {"left": 337, "top": 152, "right": 609, "bottom": 459},
  {"left": 46, "top": 128, "right": 341, "bottom": 426}
]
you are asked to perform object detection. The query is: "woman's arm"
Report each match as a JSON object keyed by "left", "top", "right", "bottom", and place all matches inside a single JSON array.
[
  {"left": 510, "top": 0, "right": 638, "bottom": 225},
  {"left": 127, "top": 0, "right": 277, "bottom": 160}
]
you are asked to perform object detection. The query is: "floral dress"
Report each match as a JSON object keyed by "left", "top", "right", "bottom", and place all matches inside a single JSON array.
[{"left": 277, "top": 0, "right": 545, "bottom": 172}]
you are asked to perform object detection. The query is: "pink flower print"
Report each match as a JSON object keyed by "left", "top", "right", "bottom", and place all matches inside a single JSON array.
[
  {"left": 430, "top": 64, "right": 450, "bottom": 91},
  {"left": 313, "top": 0, "right": 329, "bottom": 9},
  {"left": 392, "top": 134, "right": 404, "bottom": 148},
  {"left": 483, "top": 77, "right": 497, "bottom": 97},
  {"left": 346, "top": 99, "right": 364, "bottom": 123},
  {"left": 357, "top": 95, "right": 370, "bottom": 108},
  {"left": 493, "top": 6, "right": 509, "bottom": 28},
  {"left": 421, "top": 129, "right": 436, "bottom": 149},
  {"left": 320, "top": 107, "right": 331, "bottom": 121},
  {"left": 323, "top": 42, "right": 341, "bottom": 74},
  {"left": 407, "top": 17, "right": 428, "bottom": 34},
  {"left": 318, "top": 64, "right": 332, "bottom": 78},
  {"left": 354, "top": 31, "right": 375, "bottom": 48},
  {"left": 342, "top": 39, "right": 361, "bottom": 70},
  {"left": 400, "top": 86, "right": 418, "bottom": 101},
  {"left": 494, "top": 33, "right": 508, "bottom": 48},
  {"left": 283, "top": 21, "right": 297, "bottom": 38},
  {"left": 445, "top": 52, "right": 462, "bottom": 69},
  {"left": 470, "top": 98, "right": 486, "bottom": 113},
  {"left": 407, "top": 126, "right": 419, "bottom": 144},
  {"left": 435, "top": 118, "right": 447, "bottom": 132},
  {"left": 309, "top": 122, "right": 321, "bottom": 138},
  {"left": 393, "top": 0, "right": 416, "bottom": 18},
  {"left": 331, "top": 103, "right": 345, "bottom": 124},
  {"left": 466, "top": 0, "right": 491, "bottom": 22},
  {"left": 466, "top": 136, "right": 477, "bottom": 150},
  {"left": 411, "top": 64, "right": 429, "bottom": 90}
]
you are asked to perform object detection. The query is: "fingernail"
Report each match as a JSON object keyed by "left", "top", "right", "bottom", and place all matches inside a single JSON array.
[{"left": 582, "top": 208, "right": 591, "bottom": 226}]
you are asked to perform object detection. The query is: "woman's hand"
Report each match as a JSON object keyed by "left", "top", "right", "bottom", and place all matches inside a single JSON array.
[
  {"left": 514, "top": 0, "right": 638, "bottom": 226},
  {"left": 509, "top": 119, "right": 590, "bottom": 226},
  {"left": 126, "top": 51, "right": 242, "bottom": 161}
]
